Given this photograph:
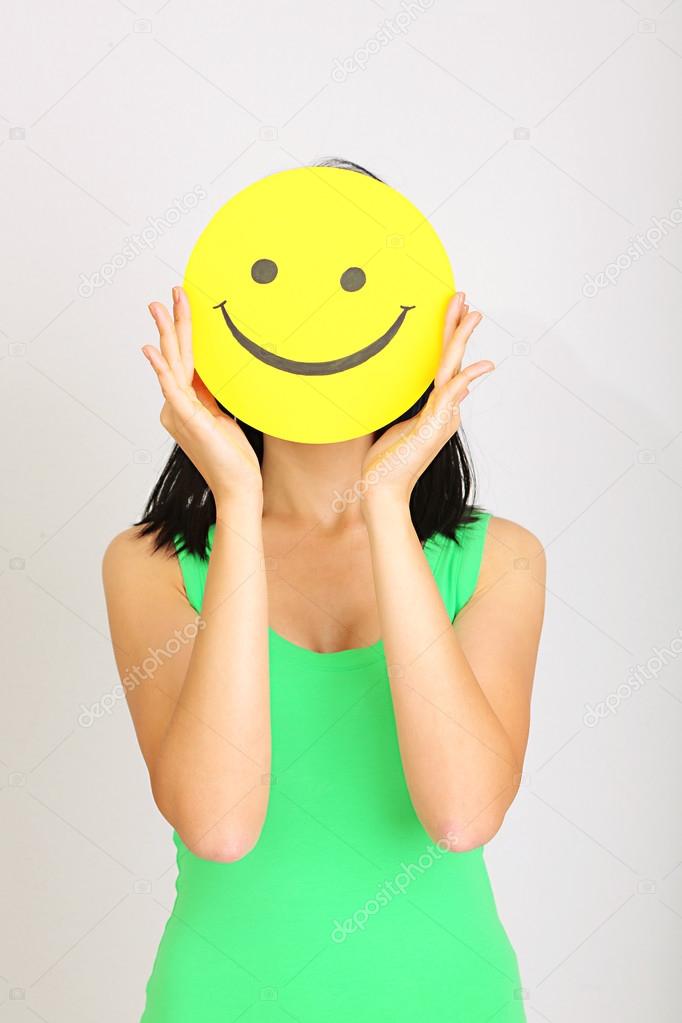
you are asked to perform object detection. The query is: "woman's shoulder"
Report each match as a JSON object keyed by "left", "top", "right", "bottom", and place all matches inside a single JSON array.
[
  {"left": 479, "top": 514, "right": 546, "bottom": 588},
  {"left": 102, "top": 526, "right": 183, "bottom": 601},
  {"left": 486, "top": 514, "right": 544, "bottom": 555},
  {"left": 103, "top": 524, "right": 162, "bottom": 572},
  {"left": 446, "top": 513, "right": 543, "bottom": 560}
]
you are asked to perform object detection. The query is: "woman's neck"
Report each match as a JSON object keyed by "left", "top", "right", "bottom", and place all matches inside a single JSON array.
[{"left": 261, "top": 434, "right": 373, "bottom": 528}]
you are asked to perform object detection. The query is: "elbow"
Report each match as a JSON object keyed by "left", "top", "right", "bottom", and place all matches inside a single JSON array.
[
  {"left": 428, "top": 813, "right": 506, "bottom": 853},
  {"left": 171, "top": 811, "right": 261, "bottom": 863},
  {"left": 425, "top": 773, "right": 520, "bottom": 852},
  {"left": 151, "top": 778, "right": 262, "bottom": 864},
  {"left": 183, "top": 831, "right": 258, "bottom": 864}
]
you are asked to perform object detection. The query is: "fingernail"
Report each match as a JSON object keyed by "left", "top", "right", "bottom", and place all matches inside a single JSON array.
[
  {"left": 172, "top": 287, "right": 179, "bottom": 305},
  {"left": 148, "top": 303, "right": 157, "bottom": 319}
]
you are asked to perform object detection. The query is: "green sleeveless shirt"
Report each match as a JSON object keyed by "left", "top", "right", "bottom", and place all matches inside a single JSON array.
[{"left": 141, "top": 511, "right": 525, "bottom": 1021}]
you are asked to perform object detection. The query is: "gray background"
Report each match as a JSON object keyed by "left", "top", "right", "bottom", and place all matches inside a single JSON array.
[{"left": 2, "top": 0, "right": 681, "bottom": 1020}]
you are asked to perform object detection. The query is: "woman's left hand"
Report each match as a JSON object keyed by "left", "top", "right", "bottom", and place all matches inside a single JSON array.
[{"left": 360, "top": 292, "right": 494, "bottom": 512}]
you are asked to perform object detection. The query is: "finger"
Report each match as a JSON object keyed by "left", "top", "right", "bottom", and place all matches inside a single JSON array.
[
  {"left": 447, "top": 359, "right": 495, "bottom": 401},
  {"left": 142, "top": 345, "right": 201, "bottom": 426},
  {"left": 459, "top": 358, "right": 495, "bottom": 385},
  {"left": 431, "top": 359, "right": 494, "bottom": 428},
  {"left": 148, "top": 302, "right": 184, "bottom": 384},
  {"left": 434, "top": 293, "right": 466, "bottom": 387},
  {"left": 435, "top": 310, "right": 483, "bottom": 388},
  {"left": 441, "top": 292, "right": 466, "bottom": 349},
  {"left": 173, "top": 286, "right": 194, "bottom": 385}
]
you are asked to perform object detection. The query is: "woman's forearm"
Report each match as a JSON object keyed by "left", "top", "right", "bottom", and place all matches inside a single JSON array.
[
  {"left": 153, "top": 495, "right": 271, "bottom": 861},
  {"left": 365, "top": 496, "right": 519, "bottom": 851}
]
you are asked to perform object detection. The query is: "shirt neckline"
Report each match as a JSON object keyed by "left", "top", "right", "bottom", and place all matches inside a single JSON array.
[{"left": 268, "top": 627, "right": 385, "bottom": 671}]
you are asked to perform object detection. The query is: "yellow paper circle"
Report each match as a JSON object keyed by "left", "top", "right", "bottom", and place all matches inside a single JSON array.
[{"left": 184, "top": 167, "right": 454, "bottom": 443}]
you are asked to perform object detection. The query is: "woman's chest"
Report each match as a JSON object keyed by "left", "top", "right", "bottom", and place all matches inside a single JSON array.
[{"left": 262, "top": 520, "right": 380, "bottom": 653}]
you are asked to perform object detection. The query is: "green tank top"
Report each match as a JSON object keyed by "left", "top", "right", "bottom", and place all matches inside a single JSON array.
[{"left": 141, "top": 511, "right": 525, "bottom": 1022}]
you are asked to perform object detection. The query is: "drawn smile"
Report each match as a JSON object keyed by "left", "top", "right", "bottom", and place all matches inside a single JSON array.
[{"left": 213, "top": 301, "right": 415, "bottom": 377}]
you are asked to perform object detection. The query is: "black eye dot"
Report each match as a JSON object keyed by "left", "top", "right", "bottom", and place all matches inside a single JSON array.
[
  {"left": 340, "top": 266, "right": 366, "bottom": 292},
  {"left": 251, "top": 258, "right": 278, "bottom": 284}
]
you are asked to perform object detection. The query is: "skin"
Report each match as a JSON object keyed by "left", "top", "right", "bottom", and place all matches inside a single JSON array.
[{"left": 103, "top": 287, "right": 546, "bottom": 861}]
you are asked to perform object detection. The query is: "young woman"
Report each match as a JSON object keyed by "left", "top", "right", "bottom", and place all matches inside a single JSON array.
[{"left": 103, "top": 161, "right": 545, "bottom": 1022}]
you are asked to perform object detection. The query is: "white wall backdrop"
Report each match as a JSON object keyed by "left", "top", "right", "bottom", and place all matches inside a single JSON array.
[{"left": 2, "top": 1, "right": 681, "bottom": 1020}]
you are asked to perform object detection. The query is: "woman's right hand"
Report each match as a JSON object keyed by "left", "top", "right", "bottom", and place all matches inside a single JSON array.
[{"left": 143, "top": 286, "right": 262, "bottom": 506}]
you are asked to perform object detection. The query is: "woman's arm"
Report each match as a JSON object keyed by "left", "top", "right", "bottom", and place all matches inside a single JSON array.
[
  {"left": 364, "top": 503, "right": 545, "bottom": 851},
  {"left": 360, "top": 292, "right": 545, "bottom": 850},
  {"left": 103, "top": 288, "right": 270, "bottom": 862},
  {"left": 103, "top": 501, "right": 269, "bottom": 863}
]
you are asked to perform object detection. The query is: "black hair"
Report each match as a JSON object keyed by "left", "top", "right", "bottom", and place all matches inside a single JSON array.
[{"left": 137, "top": 158, "right": 484, "bottom": 558}]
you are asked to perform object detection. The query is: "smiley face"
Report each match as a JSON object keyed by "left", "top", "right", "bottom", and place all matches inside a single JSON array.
[{"left": 183, "top": 167, "right": 454, "bottom": 443}]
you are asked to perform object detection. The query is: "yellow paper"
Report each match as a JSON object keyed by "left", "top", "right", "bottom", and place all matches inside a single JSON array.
[{"left": 184, "top": 167, "right": 454, "bottom": 443}]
